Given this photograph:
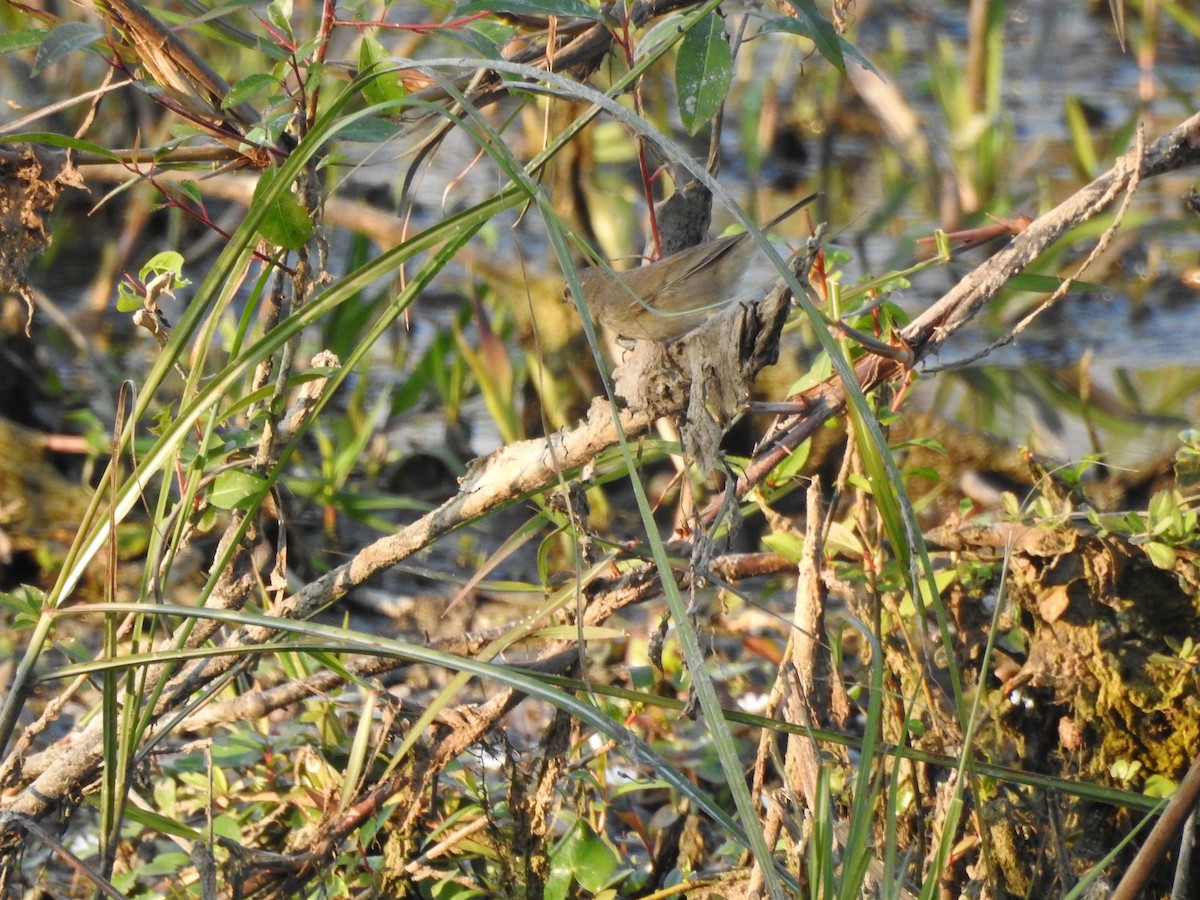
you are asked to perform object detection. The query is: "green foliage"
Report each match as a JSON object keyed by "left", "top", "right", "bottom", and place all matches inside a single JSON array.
[
  {"left": 0, "top": 586, "right": 43, "bottom": 630},
  {"left": 116, "top": 250, "right": 191, "bottom": 312},
  {"left": 1, "top": 1, "right": 1195, "bottom": 898},
  {"left": 357, "top": 36, "right": 410, "bottom": 106},
  {"left": 1174, "top": 428, "right": 1200, "bottom": 485},
  {"left": 458, "top": 0, "right": 608, "bottom": 21},
  {"left": 547, "top": 819, "right": 620, "bottom": 898},
  {"left": 32, "top": 22, "right": 103, "bottom": 73},
  {"left": 675, "top": 10, "right": 732, "bottom": 135},
  {"left": 252, "top": 167, "right": 314, "bottom": 249},
  {"left": 0, "top": 28, "right": 47, "bottom": 54}
]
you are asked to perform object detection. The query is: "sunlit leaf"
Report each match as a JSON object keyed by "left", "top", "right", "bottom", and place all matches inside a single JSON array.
[
  {"left": 139, "top": 251, "right": 189, "bottom": 284},
  {"left": 676, "top": 11, "right": 732, "bottom": 135},
  {"left": 1065, "top": 95, "right": 1098, "bottom": 176},
  {"left": 266, "top": 0, "right": 295, "bottom": 42},
  {"left": 209, "top": 469, "right": 268, "bottom": 511},
  {"left": 762, "top": 531, "right": 804, "bottom": 563},
  {"left": 358, "top": 36, "right": 408, "bottom": 107},
  {"left": 174, "top": 179, "right": 203, "bottom": 206},
  {"left": 1144, "top": 774, "right": 1176, "bottom": 799},
  {"left": 765, "top": 438, "right": 812, "bottom": 487},
  {"left": 1145, "top": 541, "right": 1176, "bottom": 571}
]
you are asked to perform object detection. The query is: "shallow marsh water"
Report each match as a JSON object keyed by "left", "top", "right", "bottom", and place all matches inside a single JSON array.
[
  {"left": 407, "top": 0, "right": 1200, "bottom": 468},
  {"left": 1, "top": 4, "right": 1198, "bottom": 896},
  {"left": 4, "top": 1, "right": 1199, "bottom": 472}
]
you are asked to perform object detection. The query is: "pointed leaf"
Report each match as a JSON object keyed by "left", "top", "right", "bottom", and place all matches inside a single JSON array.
[
  {"left": 771, "top": 0, "right": 882, "bottom": 74},
  {"left": 34, "top": 22, "right": 103, "bottom": 74},
  {"left": 0, "top": 29, "right": 48, "bottom": 55},
  {"left": 336, "top": 116, "right": 403, "bottom": 142},
  {"left": 675, "top": 11, "right": 732, "bottom": 135},
  {"left": 358, "top": 36, "right": 408, "bottom": 107},
  {"left": 1108, "top": 0, "right": 1126, "bottom": 50},
  {"left": 252, "top": 169, "right": 313, "bottom": 251},
  {"left": 223, "top": 73, "right": 276, "bottom": 110},
  {"left": 553, "top": 820, "right": 617, "bottom": 893},
  {"left": 458, "top": 0, "right": 605, "bottom": 21},
  {"left": 209, "top": 469, "right": 268, "bottom": 511},
  {"left": 0, "top": 132, "right": 119, "bottom": 159},
  {"left": 267, "top": 0, "right": 295, "bottom": 41}
]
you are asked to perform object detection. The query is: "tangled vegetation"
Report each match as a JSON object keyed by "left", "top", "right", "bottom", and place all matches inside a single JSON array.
[{"left": 1, "top": 0, "right": 1199, "bottom": 897}]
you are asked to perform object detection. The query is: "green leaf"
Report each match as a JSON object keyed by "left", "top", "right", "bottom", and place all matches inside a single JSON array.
[
  {"left": 209, "top": 469, "right": 268, "bottom": 510},
  {"left": 1065, "top": 95, "right": 1098, "bottom": 175},
  {"left": 1145, "top": 540, "right": 1176, "bottom": 571},
  {"left": 213, "top": 813, "right": 243, "bottom": 842},
  {"left": 552, "top": 820, "right": 617, "bottom": 893},
  {"left": 174, "top": 179, "right": 203, "bottom": 206},
  {"left": 117, "top": 251, "right": 189, "bottom": 311},
  {"left": 121, "top": 805, "right": 201, "bottom": 841},
  {"left": 252, "top": 169, "right": 313, "bottom": 250},
  {"left": 224, "top": 73, "right": 277, "bottom": 110},
  {"left": 0, "top": 585, "right": 44, "bottom": 627},
  {"left": 762, "top": 531, "right": 804, "bottom": 563},
  {"left": 34, "top": 22, "right": 103, "bottom": 75},
  {"left": 904, "top": 466, "right": 941, "bottom": 483},
  {"left": 894, "top": 436, "right": 947, "bottom": 454},
  {"left": 787, "top": 349, "right": 832, "bottom": 393},
  {"left": 637, "top": 14, "right": 688, "bottom": 60},
  {"left": 767, "top": 2, "right": 841, "bottom": 69},
  {"left": 358, "top": 36, "right": 408, "bottom": 107},
  {"left": 336, "top": 116, "right": 403, "bottom": 142},
  {"left": 266, "top": 0, "right": 295, "bottom": 42},
  {"left": 438, "top": 21, "right": 510, "bottom": 59},
  {"left": 1144, "top": 774, "right": 1176, "bottom": 799},
  {"left": 132, "top": 852, "right": 192, "bottom": 876},
  {"left": 846, "top": 472, "right": 872, "bottom": 494},
  {"left": 826, "top": 521, "right": 863, "bottom": 557},
  {"left": 765, "top": 437, "right": 811, "bottom": 486},
  {"left": 0, "top": 132, "right": 120, "bottom": 159},
  {"left": 765, "top": 0, "right": 879, "bottom": 75},
  {"left": 457, "top": 0, "right": 606, "bottom": 21},
  {"left": 675, "top": 11, "right": 732, "bottom": 135},
  {"left": 116, "top": 287, "right": 142, "bottom": 313},
  {"left": 140, "top": 251, "right": 189, "bottom": 285},
  {"left": 255, "top": 34, "right": 292, "bottom": 62},
  {"left": 0, "top": 28, "right": 47, "bottom": 55},
  {"left": 544, "top": 865, "right": 571, "bottom": 900},
  {"left": 1148, "top": 489, "right": 1177, "bottom": 524}
]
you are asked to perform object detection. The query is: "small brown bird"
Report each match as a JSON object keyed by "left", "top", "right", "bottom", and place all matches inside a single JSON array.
[{"left": 576, "top": 192, "right": 817, "bottom": 342}]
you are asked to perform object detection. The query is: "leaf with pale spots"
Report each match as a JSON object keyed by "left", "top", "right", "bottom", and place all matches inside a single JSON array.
[{"left": 675, "top": 11, "right": 732, "bottom": 136}]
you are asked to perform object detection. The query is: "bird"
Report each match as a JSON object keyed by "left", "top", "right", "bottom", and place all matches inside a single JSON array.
[{"left": 575, "top": 192, "right": 817, "bottom": 342}]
